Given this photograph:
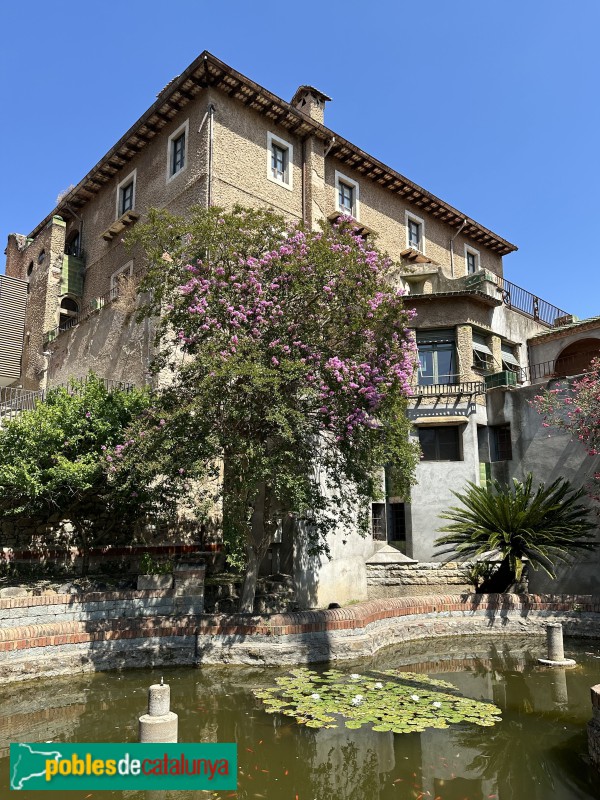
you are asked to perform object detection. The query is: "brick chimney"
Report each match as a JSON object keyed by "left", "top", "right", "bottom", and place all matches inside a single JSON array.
[{"left": 291, "top": 86, "right": 331, "bottom": 124}]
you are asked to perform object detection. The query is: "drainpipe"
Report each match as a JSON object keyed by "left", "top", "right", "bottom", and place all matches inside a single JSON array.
[
  {"left": 450, "top": 218, "right": 467, "bottom": 278},
  {"left": 207, "top": 104, "right": 215, "bottom": 208},
  {"left": 301, "top": 137, "right": 307, "bottom": 226}
]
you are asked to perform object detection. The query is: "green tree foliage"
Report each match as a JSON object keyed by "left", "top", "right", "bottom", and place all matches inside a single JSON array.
[
  {"left": 127, "top": 205, "right": 419, "bottom": 611},
  {"left": 435, "top": 473, "right": 595, "bottom": 593},
  {"left": 0, "top": 376, "right": 182, "bottom": 574}
]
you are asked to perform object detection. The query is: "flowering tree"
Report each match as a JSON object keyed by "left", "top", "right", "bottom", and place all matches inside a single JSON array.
[
  {"left": 531, "top": 357, "right": 600, "bottom": 508},
  {"left": 0, "top": 376, "right": 184, "bottom": 574},
  {"left": 128, "top": 206, "right": 419, "bottom": 612}
]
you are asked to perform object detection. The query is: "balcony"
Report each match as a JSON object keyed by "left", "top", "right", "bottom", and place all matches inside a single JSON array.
[
  {"left": 522, "top": 350, "right": 600, "bottom": 384},
  {"left": 0, "top": 275, "right": 27, "bottom": 388},
  {"left": 402, "top": 266, "right": 569, "bottom": 328},
  {"left": 409, "top": 376, "right": 486, "bottom": 399}
]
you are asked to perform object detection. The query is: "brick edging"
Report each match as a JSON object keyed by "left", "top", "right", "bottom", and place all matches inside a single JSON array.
[{"left": 1, "top": 593, "right": 600, "bottom": 682}]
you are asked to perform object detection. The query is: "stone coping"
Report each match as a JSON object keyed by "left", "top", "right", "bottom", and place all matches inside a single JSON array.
[{"left": 1, "top": 593, "right": 600, "bottom": 654}]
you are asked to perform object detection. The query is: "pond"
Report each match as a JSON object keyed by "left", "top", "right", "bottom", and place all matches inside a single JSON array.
[{"left": 1, "top": 634, "right": 599, "bottom": 799}]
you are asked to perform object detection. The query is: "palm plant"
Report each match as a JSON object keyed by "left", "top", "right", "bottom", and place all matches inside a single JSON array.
[{"left": 435, "top": 473, "right": 596, "bottom": 593}]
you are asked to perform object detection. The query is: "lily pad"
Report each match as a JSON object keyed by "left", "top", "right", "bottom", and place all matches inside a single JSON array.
[{"left": 253, "top": 668, "right": 501, "bottom": 734}]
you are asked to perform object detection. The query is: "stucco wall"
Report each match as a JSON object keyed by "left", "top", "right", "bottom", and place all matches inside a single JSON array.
[
  {"left": 486, "top": 382, "right": 600, "bottom": 594},
  {"left": 408, "top": 404, "right": 487, "bottom": 561},
  {"left": 529, "top": 327, "right": 600, "bottom": 371}
]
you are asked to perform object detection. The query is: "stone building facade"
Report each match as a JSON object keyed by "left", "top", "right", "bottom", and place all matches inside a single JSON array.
[{"left": 3, "top": 51, "right": 598, "bottom": 606}]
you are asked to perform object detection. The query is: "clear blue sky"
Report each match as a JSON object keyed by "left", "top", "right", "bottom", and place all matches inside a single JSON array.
[{"left": 1, "top": 1, "right": 598, "bottom": 318}]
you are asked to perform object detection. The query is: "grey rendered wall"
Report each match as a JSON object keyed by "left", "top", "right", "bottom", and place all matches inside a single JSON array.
[{"left": 487, "top": 383, "right": 600, "bottom": 593}]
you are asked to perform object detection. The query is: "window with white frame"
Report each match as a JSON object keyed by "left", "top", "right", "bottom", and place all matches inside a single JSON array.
[
  {"left": 116, "top": 170, "right": 136, "bottom": 218},
  {"left": 110, "top": 261, "right": 134, "bottom": 297},
  {"left": 406, "top": 212, "right": 424, "bottom": 252},
  {"left": 167, "top": 120, "right": 189, "bottom": 182},
  {"left": 334, "top": 171, "right": 359, "bottom": 219},
  {"left": 267, "top": 132, "right": 293, "bottom": 190},
  {"left": 465, "top": 245, "right": 480, "bottom": 275}
]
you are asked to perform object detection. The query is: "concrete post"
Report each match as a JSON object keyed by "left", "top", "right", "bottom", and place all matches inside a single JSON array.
[
  {"left": 588, "top": 685, "right": 600, "bottom": 772},
  {"left": 537, "top": 623, "right": 576, "bottom": 667},
  {"left": 139, "top": 682, "right": 178, "bottom": 743}
]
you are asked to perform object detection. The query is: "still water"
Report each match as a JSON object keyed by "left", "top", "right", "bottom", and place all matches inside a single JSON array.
[{"left": 1, "top": 635, "right": 599, "bottom": 799}]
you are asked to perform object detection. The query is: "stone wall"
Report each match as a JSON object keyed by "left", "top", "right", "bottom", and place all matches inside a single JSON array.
[
  {"left": 366, "top": 561, "right": 472, "bottom": 598},
  {"left": 1, "top": 593, "right": 599, "bottom": 683}
]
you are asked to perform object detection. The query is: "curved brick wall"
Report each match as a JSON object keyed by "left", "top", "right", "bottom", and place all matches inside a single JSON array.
[{"left": 1, "top": 592, "right": 600, "bottom": 682}]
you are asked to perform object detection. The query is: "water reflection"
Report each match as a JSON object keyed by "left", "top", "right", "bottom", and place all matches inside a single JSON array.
[{"left": 0, "top": 636, "right": 599, "bottom": 800}]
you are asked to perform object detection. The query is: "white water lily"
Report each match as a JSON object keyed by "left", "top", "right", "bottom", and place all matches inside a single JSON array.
[
  {"left": 410, "top": 694, "right": 420, "bottom": 702},
  {"left": 432, "top": 701, "right": 442, "bottom": 708},
  {"left": 351, "top": 694, "right": 364, "bottom": 706},
  {"left": 374, "top": 682, "right": 384, "bottom": 689},
  {"left": 310, "top": 693, "right": 321, "bottom": 700},
  {"left": 349, "top": 673, "right": 361, "bottom": 680}
]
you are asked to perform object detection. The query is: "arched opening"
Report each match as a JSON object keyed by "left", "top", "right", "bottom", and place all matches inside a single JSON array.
[
  {"left": 58, "top": 297, "right": 80, "bottom": 331},
  {"left": 27, "top": 261, "right": 34, "bottom": 277},
  {"left": 554, "top": 338, "right": 600, "bottom": 376},
  {"left": 65, "top": 231, "right": 81, "bottom": 257}
]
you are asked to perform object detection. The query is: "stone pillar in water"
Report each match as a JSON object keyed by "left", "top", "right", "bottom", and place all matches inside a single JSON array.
[
  {"left": 589, "top": 685, "right": 600, "bottom": 773},
  {"left": 139, "top": 682, "right": 178, "bottom": 743},
  {"left": 550, "top": 668, "right": 569, "bottom": 707},
  {"left": 537, "top": 623, "right": 576, "bottom": 667}
]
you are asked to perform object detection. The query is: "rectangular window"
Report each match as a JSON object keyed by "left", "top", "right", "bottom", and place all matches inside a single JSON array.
[
  {"left": 271, "top": 143, "right": 286, "bottom": 180},
  {"left": 167, "top": 120, "right": 189, "bottom": 183},
  {"left": 335, "top": 171, "right": 359, "bottom": 219},
  {"left": 389, "top": 503, "right": 406, "bottom": 544},
  {"left": 171, "top": 132, "right": 186, "bottom": 176},
  {"left": 116, "top": 170, "right": 136, "bottom": 218},
  {"left": 406, "top": 212, "right": 425, "bottom": 252},
  {"left": 110, "top": 261, "right": 134, "bottom": 298},
  {"left": 501, "top": 342, "right": 520, "bottom": 374},
  {"left": 491, "top": 424, "right": 512, "bottom": 461},
  {"left": 465, "top": 246, "right": 480, "bottom": 275},
  {"left": 371, "top": 503, "right": 386, "bottom": 540},
  {"left": 339, "top": 181, "right": 354, "bottom": 214},
  {"left": 120, "top": 181, "right": 134, "bottom": 215},
  {"left": 267, "top": 132, "right": 293, "bottom": 189},
  {"left": 418, "top": 426, "right": 462, "bottom": 461},
  {"left": 408, "top": 218, "right": 421, "bottom": 249},
  {"left": 416, "top": 329, "right": 456, "bottom": 385},
  {"left": 472, "top": 333, "right": 494, "bottom": 372}
]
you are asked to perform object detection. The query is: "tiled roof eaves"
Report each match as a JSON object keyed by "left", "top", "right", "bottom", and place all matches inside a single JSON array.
[{"left": 27, "top": 51, "right": 517, "bottom": 256}]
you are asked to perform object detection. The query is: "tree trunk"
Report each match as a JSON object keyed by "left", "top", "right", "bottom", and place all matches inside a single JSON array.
[
  {"left": 239, "top": 546, "right": 261, "bottom": 614},
  {"left": 73, "top": 523, "right": 90, "bottom": 577},
  {"left": 479, "top": 558, "right": 517, "bottom": 594},
  {"left": 238, "top": 482, "right": 276, "bottom": 613}
]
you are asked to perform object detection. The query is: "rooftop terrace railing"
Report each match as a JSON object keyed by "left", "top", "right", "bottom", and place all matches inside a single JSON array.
[{"left": 493, "top": 276, "right": 569, "bottom": 327}]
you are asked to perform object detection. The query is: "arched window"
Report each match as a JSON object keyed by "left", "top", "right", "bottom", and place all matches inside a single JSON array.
[
  {"left": 58, "top": 297, "right": 80, "bottom": 331},
  {"left": 27, "top": 261, "right": 34, "bottom": 277},
  {"left": 65, "top": 231, "right": 81, "bottom": 257},
  {"left": 554, "top": 338, "right": 600, "bottom": 377}
]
